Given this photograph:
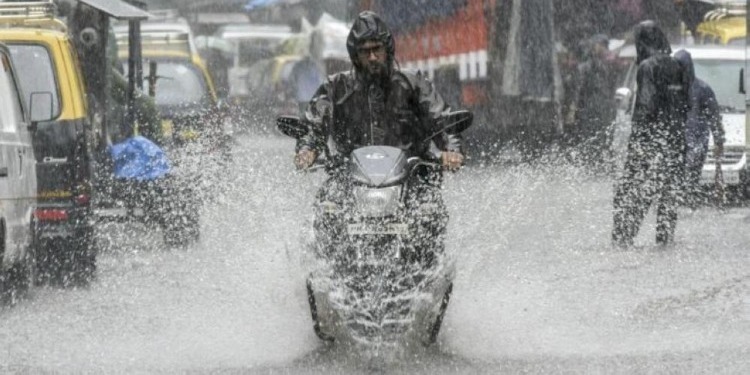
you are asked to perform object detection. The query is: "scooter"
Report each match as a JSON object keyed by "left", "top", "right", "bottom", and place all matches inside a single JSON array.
[{"left": 277, "top": 111, "right": 472, "bottom": 348}]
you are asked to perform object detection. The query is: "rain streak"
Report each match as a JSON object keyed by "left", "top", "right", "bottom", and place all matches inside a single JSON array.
[{"left": 1, "top": 0, "right": 749, "bottom": 374}]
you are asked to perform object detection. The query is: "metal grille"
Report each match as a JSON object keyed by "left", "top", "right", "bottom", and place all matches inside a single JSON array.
[
  {"left": 705, "top": 149, "right": 745, "bottom": 165},
  {"left": 0, "top": 1, "right": 56, "bottom": 21},
  {"left": 704, "top": 1, "right": 746, "bottom": 20}
]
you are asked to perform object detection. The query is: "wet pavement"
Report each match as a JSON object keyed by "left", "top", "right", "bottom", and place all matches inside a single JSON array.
[{"left": 1, "top": 133, "right": 749, "bottom": 373}]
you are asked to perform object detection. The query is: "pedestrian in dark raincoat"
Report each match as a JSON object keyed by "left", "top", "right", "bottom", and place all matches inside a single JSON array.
[
  {"left": 612, "top": 21, "right": 691, "bottom": 247},
  {"left": 674, "top": 49, "right": 725, "bottom": 207}
]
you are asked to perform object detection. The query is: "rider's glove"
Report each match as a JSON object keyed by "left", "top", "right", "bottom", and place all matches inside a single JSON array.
[
  {"left": 441, "top": 151, "right": 464, "bottom": 172},
  {"left": 295, "top": 148, "right": 317, "bottom": 170}
]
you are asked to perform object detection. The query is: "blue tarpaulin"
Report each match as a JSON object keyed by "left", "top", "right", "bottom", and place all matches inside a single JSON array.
[
  {"left": 373, "top": 0, "right": 466, "bottom": 33},
  {"left": 245, "top": 0, "right": 302, "bottom": 10},
  {"left": 109, "top": 136, "right": 171, "bottom": 181},
  {"left": 245, "top": 0, "right": 277, "bottom": 10}
]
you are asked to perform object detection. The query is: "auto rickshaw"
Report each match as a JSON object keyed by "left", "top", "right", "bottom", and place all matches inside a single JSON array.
[{"left": 67, "top": 0, "right": 201, "bottom": 248}]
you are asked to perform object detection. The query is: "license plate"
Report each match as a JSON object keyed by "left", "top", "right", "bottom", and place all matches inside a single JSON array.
[
  {"left": 701, "top": 169, "right": 740, "bottom": 185},
  {"left": 161, "top": 119, "right": 174, "bottom": 137},
  {"left": 347, "top": 223, "right": 408, "bottom": 235}
]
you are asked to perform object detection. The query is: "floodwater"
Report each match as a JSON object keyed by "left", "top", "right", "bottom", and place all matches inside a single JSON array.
[{"left": 1, "top": 133, "right": 749, "bottom": 374}]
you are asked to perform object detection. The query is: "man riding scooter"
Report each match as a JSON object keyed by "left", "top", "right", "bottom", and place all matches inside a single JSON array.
[
  {"left": 294, "top": 11, "right": 465, "bottom": 254},
  {"left": 295, "top": 12, "right": 464, "bottom": 172},
  {"left": 289, "top": 11, "right": 471, "bottom": 346}
]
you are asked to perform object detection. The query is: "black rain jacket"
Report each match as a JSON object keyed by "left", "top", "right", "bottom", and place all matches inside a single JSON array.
[
  {"left": 673, "top": 49, "right": 725, "bottom": 153},
  {"left": 297, "top": 68, "right": 463, "bottom": 160},
  {"left": 629, "top": 22, "right": 691, "bottom": 158}
]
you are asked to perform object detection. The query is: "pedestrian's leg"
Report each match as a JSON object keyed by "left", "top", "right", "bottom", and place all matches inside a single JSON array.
[
  {"left": 612, "top": 178, "right": 651, "bottom": 247},
  {"left": 686, "top": 164, "right": 702, "bottom": 208},
  {"left": 684, "top": 147, "right": 705, "bottom": 208},
  {"left": 655, "top": 192, "right": 678, "bottom": 245},
  {"left": 656, "top": 165, "right": 682, "bottom": 245}
]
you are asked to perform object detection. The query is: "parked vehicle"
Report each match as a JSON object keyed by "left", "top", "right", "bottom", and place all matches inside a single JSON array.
[
  {"left": 114, "top": 17, "right": 199, "bottom": 56},
  {"left": 0, "top": 1, "right": 98, "bottom": 284},
  {"left": 113, "top": 19, "right": 226, "bottom": 150},
  {"left": 243, "top": 54, "right": 304, "bottom": 130},
  {"left": 207, "top": 23, "right": 297, "bottom": 132},
  {"left": 72, "top": 1, "right": 204, "bottom": 248},
  {"left": 126, "top": 51, "right": 222, "bottom": 148},
  {"left": 213, "top": 23, "right": 295, "bottom": 101},
  {"left": 695, "top": 14, "right": 745, "bottom": 45},
  {"left": 611, "top": 44, "right": 749, "bottom": 198},
  {"left": 0, "top": 43, "right": 37, "bottom": 303}
]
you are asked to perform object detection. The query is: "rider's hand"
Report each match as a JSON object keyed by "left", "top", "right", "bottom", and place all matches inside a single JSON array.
[
  {"left": 441, "top": 151, "right": 464, "bottom": 172},
  {"left": 714, "top": 143, "right": 724, "bottom": 159},
  {"left": 294, "top": 149, "right": 317, "bottom": 170}
]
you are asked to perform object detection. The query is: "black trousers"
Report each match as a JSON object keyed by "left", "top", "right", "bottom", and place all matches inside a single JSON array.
[{"left": 612, "top": 147, "right": 685, "bottom": 246}]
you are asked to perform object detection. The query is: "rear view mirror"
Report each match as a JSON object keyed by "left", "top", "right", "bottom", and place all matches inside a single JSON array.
[
  {"left": 29, "top": 91, "right": 54, "bottom": 124},
  {"left": 615, "top": 87, "right": 633, "bottom": 111},
  {"left": 147, "top": 61, "right": 158, "bottom": 97},
  {"left": 440, "top": 110, "right": 474, "bottom": 134},
  {"left": 276, "top": 115, "right": 307, "bottom": 139},
  {"left": 740, "top": 68, "right": 745, "bottom": 95},
  {"left": 423, "top": 110, "right": 474, "bottom": 142}
]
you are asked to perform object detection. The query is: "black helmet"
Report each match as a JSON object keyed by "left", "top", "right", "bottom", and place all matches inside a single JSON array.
[{"left": 346, "top": 11, "right": 395, "bottom": 70}]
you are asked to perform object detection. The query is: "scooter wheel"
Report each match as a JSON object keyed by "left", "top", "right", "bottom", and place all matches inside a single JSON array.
[
  {"left": 307, "top": 279, "right": 334, "bottom": 342},
  {"left": 425, "top": 282, "right": 453, "bottom": 345}
]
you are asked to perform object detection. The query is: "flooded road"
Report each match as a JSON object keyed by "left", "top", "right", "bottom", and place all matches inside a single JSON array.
[{"left": 1, "top": 134, "right": 749, "bottom": 373}]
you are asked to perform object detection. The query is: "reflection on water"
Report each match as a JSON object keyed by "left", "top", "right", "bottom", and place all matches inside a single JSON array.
[{"left": 0, "top": 134, "right": 749, "bottom": 373}]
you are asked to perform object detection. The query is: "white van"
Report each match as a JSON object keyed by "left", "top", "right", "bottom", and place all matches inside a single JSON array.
[{"left": 0, "top": 43, "right": 36, "bottom": 303}]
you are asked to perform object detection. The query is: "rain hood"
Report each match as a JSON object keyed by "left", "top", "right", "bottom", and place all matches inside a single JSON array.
[
  {"left": 673, "top": 49, "right": 696, "bottom": 82},
  {"left": 634, "top": 21, "right": 671, "bottom": 64}
]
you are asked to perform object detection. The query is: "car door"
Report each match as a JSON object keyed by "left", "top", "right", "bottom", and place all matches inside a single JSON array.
[{"left": 0, "top": 47, "right": 33, "bottom": 263}]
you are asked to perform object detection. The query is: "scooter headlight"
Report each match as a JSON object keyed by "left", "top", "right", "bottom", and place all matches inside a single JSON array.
[{"left": 352, "top": 185, "right": 402, "bottom": 218}]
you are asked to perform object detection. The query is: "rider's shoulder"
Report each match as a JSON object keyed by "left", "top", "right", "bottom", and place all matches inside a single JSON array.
[
  {"left": 392, "top": 68, "right": 431, "bottom": 91},
  {"left": 328, "top": 70, "right": 355, "bottom": 84},
  {"left": 393, "top": 68, "right": 423, "bottom": 82}
]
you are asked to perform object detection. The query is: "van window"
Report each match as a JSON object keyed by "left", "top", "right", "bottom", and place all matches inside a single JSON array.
[
  {"left": 238, "top": 41, "right": 275, "bottom": 67},
  {"left": 7, "top": 44, "right": 61, "bottom": 119},
  {"left": 0, "top": 53, "right": 24, "bottom": 132},
  {"left": 728, "top": 38, "right": 745, "bottom": 46},
  {"left": 127, "top": 61, "right": 209, "bottom": 108},
  {"left": 694, "top": 59, "right": 745, "bottom": 112},
  {"left": 246, "top": 59, "right": 274, "bottom": 90}
]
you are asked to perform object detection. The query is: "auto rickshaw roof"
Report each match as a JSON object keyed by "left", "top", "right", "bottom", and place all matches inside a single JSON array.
[
  {"left": 0, "top": 0, "right": 67, "bottom": 31},
  {"left": 77, "top": 0, "right": 151, "bottom": 21}
]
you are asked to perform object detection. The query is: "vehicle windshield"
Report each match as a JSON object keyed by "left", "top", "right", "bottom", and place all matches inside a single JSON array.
[
  {"left": 0, "top": 53, "right": 24, "bottom": 131},
  {"left": 238, "top": 40, "right": 279, "bottom": 67},
  {"left": 127, "top": 61, "right": 209, "bottom": 108},
  {"left": 7, "top": 44, "right": 61, "bottom": 119},
  {"left": 693, "top": 59, "right": 745, "bottom": 113}
]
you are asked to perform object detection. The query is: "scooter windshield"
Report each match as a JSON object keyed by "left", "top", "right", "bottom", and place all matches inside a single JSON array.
[{"left": 348, "top": 146, "right": 408, "bottom": 187}]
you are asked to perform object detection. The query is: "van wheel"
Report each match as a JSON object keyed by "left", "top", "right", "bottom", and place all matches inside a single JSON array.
[
  {"left": 0, "top": 227, "right": 34, "bottom": 304},
  {"left": 15, "top": 237, "right": 36, "bottom": 298},
  {"left": 69, "top": 243, "right": 96, "bottom": 287},
  {"left": 35, "top": 235, "right": 96, "bottom": 288},
  {"left": 0, "top": 224, "right": 13, "bottom": 304}
]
